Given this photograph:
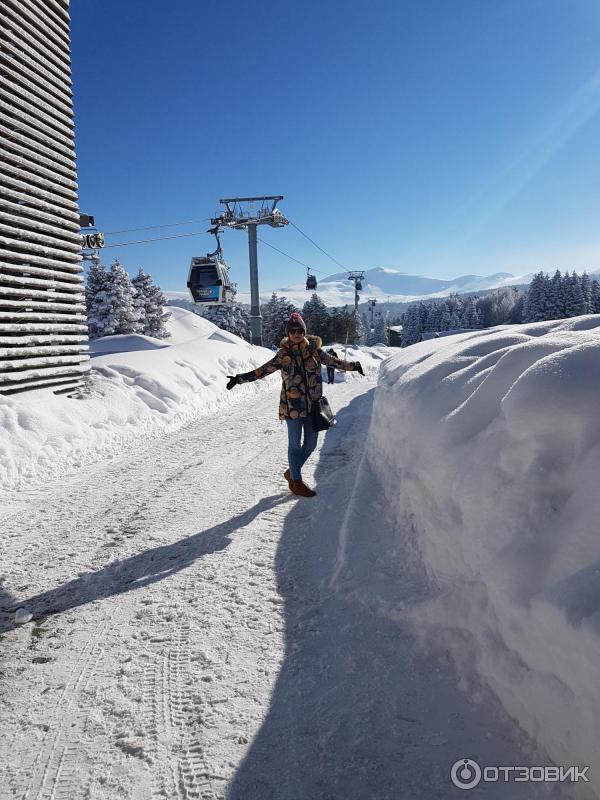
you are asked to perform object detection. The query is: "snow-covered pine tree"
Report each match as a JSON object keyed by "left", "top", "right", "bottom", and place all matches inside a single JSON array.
[
  {"left": 107, "top": 259, "right": 143, "bottom": 335},
  {"left": 401, "top": 304, "right": 422, "bottom": 347},
  {"left": 85, "top": 261, "right": 112, "bottom": 339},
  {"left": 523, "top": 271, "right": 550, "bottom": 322},
  {"left": 354, "top": 312, "right": 366, "bottom": 345},
  {"left": 448, "top": 310, "right": 461, "bottom": 329},
  {"left": 365, "top": 313, "right": 377, "bottom": 346},
  {"left": 261, "top": 293, "right": 297, "bottom": 347},
  {"left": 461, "top": 297, "right": 480, "bottom": 328},
  {"left": 580, "top": 271, "right": 592, "bottom": 314},
  {"left": 440, "top": 306, "right": 451, "bottom": 331},
  {"left": 425, "top": 303, "right": 442, "bottom": 332},
  {"left": 564, "top": 271, "right": 586, "bottom": 318},
  {"left": 591, "top": 280, "right": 600, "bottom": 314},
  {"left": 302, "top": 294, "right": 330, "bottom": 340},
  {"left": 547, "top": 270, "right": 565, "bottom": 320},
  {"left": 372, "top": 313, "right": 388, "bottom": 344},
  {"left": 198, "top": 303, "right": 250, "bottom": 341},
  {"left": 329, "top": 307, "right": 353, "bottom": 344},
  {"left": 131, "top": 267, "right": 171, "bottom": 339},
  {"left": 510, "top": 291, "right": 525, "bottom": 323}
]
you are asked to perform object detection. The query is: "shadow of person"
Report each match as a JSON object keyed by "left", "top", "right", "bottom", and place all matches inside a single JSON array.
[
  {"left": 228, "top": 389, "right": 564, "bottom": 800},
  {"left": 0, "top": 493, "right": 290, "bottom": 635}
]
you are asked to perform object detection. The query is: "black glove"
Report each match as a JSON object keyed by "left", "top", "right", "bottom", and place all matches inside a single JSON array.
[
  {"left": 354, "top": 362, "right": 365, "bottom": 376},
  {"left": 226, "top": 375, "right": 239, "bottom": 390}
]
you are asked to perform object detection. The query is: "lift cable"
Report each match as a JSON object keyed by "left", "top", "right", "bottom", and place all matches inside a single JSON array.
[
  {"left": 104, "top": 218, "right": 211, "bottom": 235},
  {"left": 101, "top": 230, "right": 209, "bottom": 248},
  {"left": 287, "top": 220, "right": 349, "bottom": 272},
  {"left": 257, "top": 236, "right": 328, "bottom": 275}
]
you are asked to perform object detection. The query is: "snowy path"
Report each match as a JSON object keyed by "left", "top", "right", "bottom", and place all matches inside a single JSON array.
[{"left": 0, "top": 378, "right": 569, "bottom": 800}]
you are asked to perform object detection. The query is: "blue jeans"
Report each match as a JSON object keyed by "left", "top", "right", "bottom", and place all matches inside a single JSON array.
[{"left": 286, "top": 417, "right": 319, "bottom": 481}]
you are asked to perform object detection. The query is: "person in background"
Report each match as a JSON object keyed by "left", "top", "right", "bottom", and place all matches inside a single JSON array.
[
  {"left": 326, "top": 347, "right": 339, "bottom": 384},
  {"left": 226, "top": 312, "right": 364, "bottom": 497}
]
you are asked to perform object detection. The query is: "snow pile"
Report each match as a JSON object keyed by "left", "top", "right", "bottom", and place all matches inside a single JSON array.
[
  {"left": 0, "top": 309, "right": 383, "bottom": 492},
  {"left": 368, "top": 315, "right": 600, "bottom": 792}
]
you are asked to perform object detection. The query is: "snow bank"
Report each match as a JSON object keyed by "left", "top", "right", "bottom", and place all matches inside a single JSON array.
[
  {"left": 368, "top": 316, "right": 600, "bottom": 795},
  {"left": 0, "top": 309, "right": 383, "bottom": 492}
]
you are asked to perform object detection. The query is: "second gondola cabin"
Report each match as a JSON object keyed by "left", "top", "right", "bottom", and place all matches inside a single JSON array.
[{"left": 187, "top": 255, "right": 233, "bottom": 304}]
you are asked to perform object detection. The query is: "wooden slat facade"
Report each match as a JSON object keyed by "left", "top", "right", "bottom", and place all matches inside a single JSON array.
[{"left": 0, "top": 0, "right": 89, "bottom": 395}]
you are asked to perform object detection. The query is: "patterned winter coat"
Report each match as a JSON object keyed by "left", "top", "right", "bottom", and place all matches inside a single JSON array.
[{"left": 237, "top": 335, "right": 358, "bottom": 420}]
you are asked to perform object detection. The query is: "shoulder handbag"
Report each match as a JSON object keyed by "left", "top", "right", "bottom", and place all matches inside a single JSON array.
[
  {"left": 312, "top": 396, "right": 335, "bottom": 432},
  {"left": 299, "top": 347, "right": 336, "bottom": 432}
]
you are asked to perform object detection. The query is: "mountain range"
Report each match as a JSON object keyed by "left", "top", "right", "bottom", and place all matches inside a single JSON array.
[{"left": 169, "top": 266, "right": 597, "bottom": 311}]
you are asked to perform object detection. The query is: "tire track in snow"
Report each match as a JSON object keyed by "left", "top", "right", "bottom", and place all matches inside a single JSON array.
[
  {"left": 1, "top": 381, "right": 373, "bottom": 800},
  {"left": 13, "top": 616, "right": 115, "bottom": 800}
]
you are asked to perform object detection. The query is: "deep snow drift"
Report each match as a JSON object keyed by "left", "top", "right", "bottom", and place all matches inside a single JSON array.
[
  {"left": 0, "top": 308, "right": 381, "bottom": 493},
  {"left": 368, "top": 315, "right": 600, "bottom": 794}
]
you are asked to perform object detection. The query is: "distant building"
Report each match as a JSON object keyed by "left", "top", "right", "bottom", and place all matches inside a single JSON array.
[{"left": 388, "top": 325, "right": 403, "bottom": 347}]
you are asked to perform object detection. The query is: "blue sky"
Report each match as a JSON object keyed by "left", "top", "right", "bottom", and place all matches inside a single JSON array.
[{"left": 71, "top": 0, "right": 600, "bottom": 293}]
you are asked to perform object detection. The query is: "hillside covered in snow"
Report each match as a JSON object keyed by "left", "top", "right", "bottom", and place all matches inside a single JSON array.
[{"left": 0, "top": 308, "right": 381, "bottom": 493}]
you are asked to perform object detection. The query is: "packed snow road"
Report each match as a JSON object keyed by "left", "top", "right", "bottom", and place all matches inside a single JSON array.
[{"left": 0, "top": 378, "right": 569, "bottom": 800}]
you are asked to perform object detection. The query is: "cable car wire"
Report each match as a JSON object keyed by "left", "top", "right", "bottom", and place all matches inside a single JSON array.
[
  {"left": 257, "top": 236, "right": 326, "bottom": 274},
  {"left": 104, "top": 218, "right": 210, "bottom": 235},
  {"left": 287, "top": 220, "right": 349, "bottom": 271},
  {"left": 102, "top": 230, "right": 209, "bottom": 248}
]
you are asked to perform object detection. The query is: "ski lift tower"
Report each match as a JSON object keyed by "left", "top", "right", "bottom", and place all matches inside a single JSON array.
[
  {"left": 211, "top": 196, "right": 288, "bottom": 346},
  {"left": 347, "top": 271, "right": 365, "bottom": 318}
]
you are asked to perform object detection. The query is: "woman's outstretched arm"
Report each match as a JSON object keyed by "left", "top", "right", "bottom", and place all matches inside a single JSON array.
[{"left": 226, "top": 352, "right": 283, "bottom": 389}]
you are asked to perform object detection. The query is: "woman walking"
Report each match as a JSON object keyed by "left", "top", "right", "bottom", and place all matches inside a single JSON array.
[{"left": 226, "top": 312, "right": 364, "bottom": 498}]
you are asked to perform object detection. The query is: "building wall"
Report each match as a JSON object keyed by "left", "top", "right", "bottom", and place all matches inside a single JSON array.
[{"left": 0, "top": 0, "right": 89, "bottom": 394}]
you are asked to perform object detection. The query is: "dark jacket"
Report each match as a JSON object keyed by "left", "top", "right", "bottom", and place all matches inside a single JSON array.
[{"left": 238, "top": 335, "right": 356, "bottom": 420}]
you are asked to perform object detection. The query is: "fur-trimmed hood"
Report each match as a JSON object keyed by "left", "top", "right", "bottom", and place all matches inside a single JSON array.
[{"left": 279, "top": 334, "right": 323, "bottom": 350}]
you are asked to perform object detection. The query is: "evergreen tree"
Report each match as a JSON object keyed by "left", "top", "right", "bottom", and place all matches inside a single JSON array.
[
  {"left": 302, "top": 293, "right": 330, "bottom": 340},
  {"left": 372, "top": 313, "right": 388, "bottom": 344},
  {"left": 580, "top": 271, "right": 592, "bottom": 314},
  {"left": 108, "top": 259, "right": 143, "bottom": 335},
  {"left": 131, "top": 267, "right": 171, "bottom": 339},
  {"left": 401, "top": 304, "right": 422, "bottom": 347},
  {"left": 425, "top": 303, "right": 442, "bottom": 332},
  {"left": 85, "top": 259, "right": 142, "bottom": 338},
  {"left": 591, "top": 280, "right": 600, "bottom": 314},
  {"left": 261, "top": 293, "right": 297, "bottom": 347},
  {"left": 448, "top": 310, "right": 461, "bottom": 329},
  {"left": 510, "top": 292, "right": 525, "bottom": 324},
  {"left": 197, "top": 303, "right": 250, "bottom": 341},
  {"left": 85, "top": 261, "right": 112, "bottom": 340},
  {"left": 523, "top": 272, "right": 550, "bottom": 322},
  {"left": 329, "top": 307, "right": 353, "bottom": 344},
  {"left": 564, "top": 271, "right": 586, "bottom": 318},
  {"left": 547, "top": 270, "right": 565, "bottom": 320},
  {"left": 461, "top": 297, "right": 480, "bottom": 328}
]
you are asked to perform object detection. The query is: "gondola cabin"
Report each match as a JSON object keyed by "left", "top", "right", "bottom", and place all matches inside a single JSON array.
[
  {"left": 306, "top": 274, "right": 317, "bottom": 290},
  {"left": 187, "top": 256, "right": 232, "bottom": 304}
]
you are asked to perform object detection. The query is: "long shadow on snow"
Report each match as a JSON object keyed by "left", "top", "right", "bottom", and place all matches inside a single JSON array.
[
  {"left": 0, "top": 493, "right": 290, "bottom": 635},
  {"left": 228, "top": 390, "right": 562, "bottom": 800},
  {"left": 228, "top": 389, "right": 425, "bottom": 800}
]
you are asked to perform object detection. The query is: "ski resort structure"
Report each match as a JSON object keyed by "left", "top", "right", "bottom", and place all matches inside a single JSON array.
[{"left": 0, "top": 0, "right": 89, "bottom": 395}]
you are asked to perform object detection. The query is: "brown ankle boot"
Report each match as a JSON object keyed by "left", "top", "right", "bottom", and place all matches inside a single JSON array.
[
  {"left": 284, "top": 468, "right": 292, "bottom": 489},
  {"left": 290, "top": 480, "right": 316, "bottom": 498}
]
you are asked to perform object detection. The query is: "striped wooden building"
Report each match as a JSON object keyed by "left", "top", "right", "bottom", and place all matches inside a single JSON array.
[{"left": 0, "top": 0, "right": 89, "bottom": 395}]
